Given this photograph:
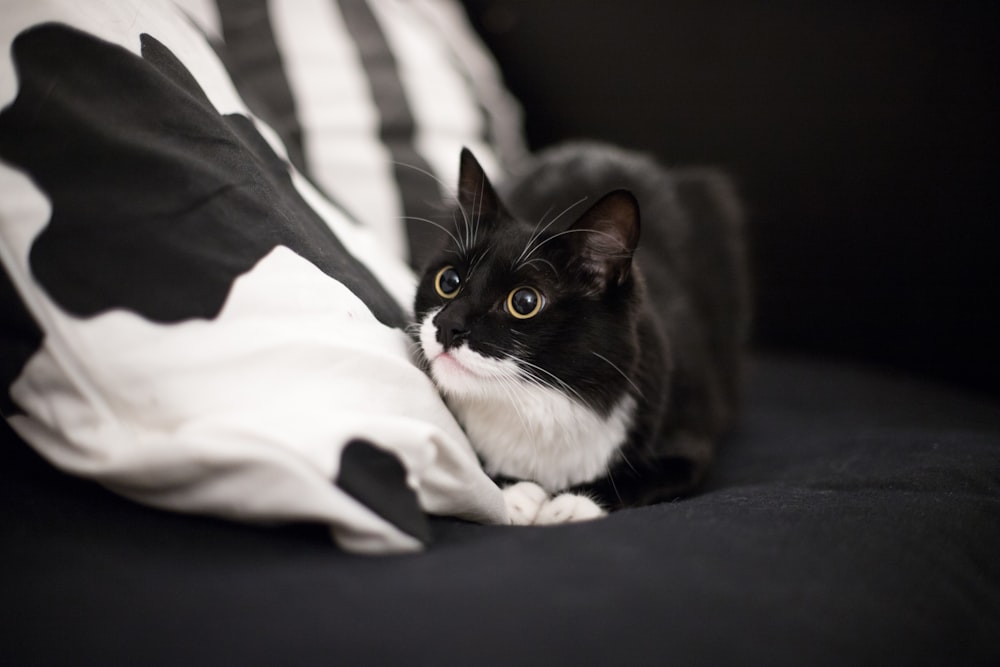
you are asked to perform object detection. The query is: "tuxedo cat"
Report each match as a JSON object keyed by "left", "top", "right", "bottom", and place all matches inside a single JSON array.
[{"left": 413, "top": 143, "right": 749, "bottom": 524}]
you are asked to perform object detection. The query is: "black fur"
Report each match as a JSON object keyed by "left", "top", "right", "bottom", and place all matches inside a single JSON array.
[{"left": 414, "top": 143, "right": 750, "bottom": 509}]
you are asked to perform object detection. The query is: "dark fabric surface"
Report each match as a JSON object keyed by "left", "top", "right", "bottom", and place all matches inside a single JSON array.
[{"left": 3, "top": 358, "right": 998, "bottom": 666}]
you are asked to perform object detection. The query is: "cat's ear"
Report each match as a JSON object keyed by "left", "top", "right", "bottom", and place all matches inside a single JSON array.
[
  {"left": 457, "top": 147, "right": 506, "bottom": 222},
  {"left": 568, "top": 189, "right": 640, "bottom": 289}
]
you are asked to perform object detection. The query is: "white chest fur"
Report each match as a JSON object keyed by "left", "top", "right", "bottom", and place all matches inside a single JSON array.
[
  {"left": 450, "top": 385, "right": 635, "bottom": 493},
  {"left": 419, "top": 309, "right": 635, "bottom": 493}
]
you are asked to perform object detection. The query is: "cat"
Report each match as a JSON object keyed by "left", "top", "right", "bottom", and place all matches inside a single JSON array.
[{"left": 412, "top": 142, "right": 750, "bottom": 525}]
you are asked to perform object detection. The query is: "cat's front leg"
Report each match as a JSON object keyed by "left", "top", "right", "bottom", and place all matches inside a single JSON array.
[
  {"left": 534, "top": 493, "right": 606, "bottom": 524},
  {"left": 502, "top": 481, "right": 549, "bottom": 525}
]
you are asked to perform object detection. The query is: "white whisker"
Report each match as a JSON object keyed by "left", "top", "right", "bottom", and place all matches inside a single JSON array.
[
  {"left": 591, "top": 351, "right": 644, "bottom": 398},
  {"left": 400, "top": 216, "right": 463, "bottom": 252},
  {"left": 515, "top": 196, "right": 589, "bottom": 269},
  {"left": 604, "top": 461, "right": 624, "bottom": 507},
  {"left": 473, "top": 175, "right": 486, "bottom": 248},
  {"left": 523, "top": 227, "right": 626, "bottom": 263},
  {"left": 521, "top": 256, "right": 559, "bottom": 277},
  {"left": 515, "top": 358, "right": 589, "bottom": 407},
  {"left": 392, "top": 160, "right": 452, "bottom": 194}
]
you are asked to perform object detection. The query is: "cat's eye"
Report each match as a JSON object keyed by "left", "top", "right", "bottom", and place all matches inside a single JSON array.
[
  {"left": 434, "top": 265, "right": 462, "bottom": 299},
  {"left": 506, "top": 286, "right": 543, "bottom": 319}
]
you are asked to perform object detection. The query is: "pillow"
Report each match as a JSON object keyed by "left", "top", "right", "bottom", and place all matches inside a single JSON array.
[
  {"left": 0, "top": 0, "right": 510, "bottom": 553},
  {"left": 193, "top": 0, "right": 527, "bottom": 268}
]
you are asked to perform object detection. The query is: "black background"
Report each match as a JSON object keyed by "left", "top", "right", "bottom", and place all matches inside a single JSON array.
[{"left": 463, "top": 0, "right": 999, "bottom": 395}]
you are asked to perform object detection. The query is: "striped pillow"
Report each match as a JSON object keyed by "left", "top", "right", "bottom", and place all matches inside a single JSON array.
[
  {"left": 192, "top": 0, "right": 526, "bottom": 267},
  {"left": 0, "top": 0, "right": 519, "bottom": 553}
]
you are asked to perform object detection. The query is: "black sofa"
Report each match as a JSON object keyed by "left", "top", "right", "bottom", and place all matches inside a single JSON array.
[
  {"left": 4, "top": 357, "right": 1000, "bottom": 664},
  {"left": 3, "top": 2, "right": 999, "bottom": 665}
]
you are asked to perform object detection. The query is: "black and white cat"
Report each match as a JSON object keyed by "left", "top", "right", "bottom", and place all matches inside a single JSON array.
[{"left": 413, "top": 143, "right": 749, "bottom": 524}]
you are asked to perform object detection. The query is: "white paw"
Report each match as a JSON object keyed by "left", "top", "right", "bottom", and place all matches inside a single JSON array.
[
  {"left": 502, "top": 481, "right": 549, "bottom": 525},
  {"left": 534, "top": 493, "right": 606, "bottom": 525}
]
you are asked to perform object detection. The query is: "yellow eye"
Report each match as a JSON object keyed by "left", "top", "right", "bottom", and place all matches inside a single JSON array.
[
  {"left": 434, "top": 265, "right": 461, "bottom": 299},
  {"left": 506, "top": 286, "right": 543, "bottom": 319}
]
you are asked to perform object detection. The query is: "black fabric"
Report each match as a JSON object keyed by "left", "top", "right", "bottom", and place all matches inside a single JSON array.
[
  {"left": 337, "top": 0, "right": 448, "bottom": 270},
  {"left": 463, "top": 0, "right": 1000, "bottom": 396},
  {"left": 0, "top": 24, "right": 405, "bottom": 328},
  {"left": 3, "top": 358, "right": 997, "bottom": 665},
  {"left": 337, "top": 439, "right": 431, "bottom": 544},
  {"left": 216, "top": 0, "right": 308, "bottom": 175},
  {"left": 0, "top": 262, "right": 43, "bottom": 418}
]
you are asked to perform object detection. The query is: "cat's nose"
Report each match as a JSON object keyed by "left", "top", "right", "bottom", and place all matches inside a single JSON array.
[
  {"left": 434, "top": 309, "right": 470, "bottom": 350},
  {"left": 438, "top": 324, "right": 470, "bottom": 350}
]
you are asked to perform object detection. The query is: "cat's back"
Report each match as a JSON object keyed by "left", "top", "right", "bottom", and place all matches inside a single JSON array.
[{"left": 499, "top": 141, "right": 688, "bottom": 245}]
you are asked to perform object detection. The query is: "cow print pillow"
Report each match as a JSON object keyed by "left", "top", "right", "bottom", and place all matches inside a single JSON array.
[{"left": 0, "top": 2, "right": 508, "bottom": 553}]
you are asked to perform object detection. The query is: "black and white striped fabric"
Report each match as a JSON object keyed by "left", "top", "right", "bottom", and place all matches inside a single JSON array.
[
  {"left": 0, "top": 0, "right": 522, "bottom": 553},
  {"left": 187, "top": 0, "right": 525, "bottom": 267}
]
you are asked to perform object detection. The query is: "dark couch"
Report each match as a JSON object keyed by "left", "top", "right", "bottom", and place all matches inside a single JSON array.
[{"left": 3, "top": 2, "right": 999, "bottom": 665}]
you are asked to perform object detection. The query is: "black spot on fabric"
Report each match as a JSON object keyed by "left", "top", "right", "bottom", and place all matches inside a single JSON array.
[
  {"left": 0, "top": 24, "right": 405, "bottom": 328},
  {"left": 0, "top": 263, "right": 44, "bottom": 417},
  {"left": 337, "top": 439, "right": 430, "bottom": 545}
]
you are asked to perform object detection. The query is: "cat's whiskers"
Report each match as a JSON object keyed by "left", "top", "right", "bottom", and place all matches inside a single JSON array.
[
  {"left": 522, "top": 228, "right": 629, "bottom": 265},
  {"left": 516, "top": 371, "right": 577, "bottom": 437},
  {"left": 521, "top": 256, "right": 559, "bottom": 278},
  {"left": 400, "top": 215, "right": 464, "bottom": 254},
  {"left": 529, "top": 204, "right": 556, "bottom": 241},
  {"left": 455, "top": 177, "right": 483, "bottom": 254},
  {"left": 403, "top": 323, "right": 431, "bottom": 372},
  {"left": 468, "top": 341, "right": 536, "bottom": 435},
  {"left": 453, "top": 204, "right": 471, "bottom": 256},
  {"left": 409, "top": 346, "right": 431, "bottom": 373},
  {"left": 618, "top": 448, "right": 639, "bottom": 475},
  {"left": 512, "top": 357, "right": 589, "bottom": 408},
  {"left": 492, "top": 347, "right": 580, "bottom": 446},
  {"left": 603, "top": 460, "right": 625, "bottom": 507},
  {"left": 448, "top": 187, "right": 474, "bottom": 257},
  {"left": 472, "top": 174, "right": 487, "bottom": 249},
  {"left": 463, "top": 242, "right": 493, "bottom": 284},
  {"left": 461, "top": 202, "right": 471, "bottom": 252},
  {"left": 392, "top": 159, "right": 454, "bottom": 195},
  {"left": 491, "top": 365, "right": 535, "bottom": 437},
  {"left": 590, "top": 351, "right": 644, "bottom": 398},
  {"left": 512, "top": 203, "right": 555, "bottom": 269},
  {"left": 514, "top": 196, "right": 588, "bottom": 269},
  {"left": 403, "top": 322, "right": 422, "bottom": 345},
  {"left": 392, "top": 160, "right": 472, "bottom": 255}
]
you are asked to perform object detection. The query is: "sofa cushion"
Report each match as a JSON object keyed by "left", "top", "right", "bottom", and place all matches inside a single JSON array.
[{"left": 2, "top": 358, "right": 997, "bottom": 664}]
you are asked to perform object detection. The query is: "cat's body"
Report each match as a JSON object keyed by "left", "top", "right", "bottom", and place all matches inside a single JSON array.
[{"left": 413, "top": 143, "right": 749, "bottom": 522}]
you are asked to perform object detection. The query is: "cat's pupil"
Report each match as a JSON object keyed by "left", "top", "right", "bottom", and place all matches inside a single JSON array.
[
  {"left": 438, "top": 267, "right": 461, "bottom": 296},
  {"left": 511, "top": 288, "right": 538, "bottom": 315}
]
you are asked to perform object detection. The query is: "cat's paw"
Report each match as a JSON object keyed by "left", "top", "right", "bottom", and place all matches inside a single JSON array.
[
  {"left": 502, "top": 481, "right": 549, "bottom": 525},
  {"left": 534, "top": 493, "right": 606, "bottom": 525}
]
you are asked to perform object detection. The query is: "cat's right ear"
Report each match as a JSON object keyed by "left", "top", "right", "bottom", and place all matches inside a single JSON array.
[{"left": 457, "top": 148, "right": 506, "bottom": 222}]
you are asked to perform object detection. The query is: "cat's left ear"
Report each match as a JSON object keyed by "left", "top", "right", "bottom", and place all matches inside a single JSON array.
[
  {"left": 568, "top": 189, "right": 640, "bottom": 289},
  {"left": 457, "top": 147, "right": 506, "bottom": 222}
]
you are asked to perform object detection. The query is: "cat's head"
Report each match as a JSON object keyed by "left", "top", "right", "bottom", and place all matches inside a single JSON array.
[{"left": 413, "top": 148, "right": 644, "bottom": 413}]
